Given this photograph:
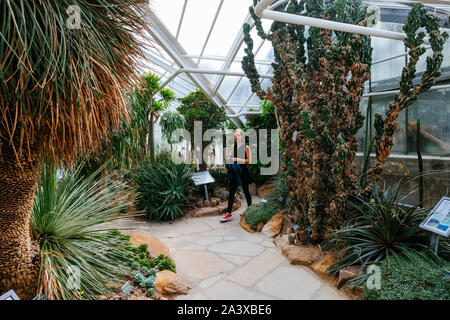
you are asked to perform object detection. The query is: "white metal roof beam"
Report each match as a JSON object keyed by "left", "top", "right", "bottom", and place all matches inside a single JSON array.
[
  {"left": 159, "top": 68, "right": 273, "bottom": 91},
  {"left": 255, "top": 0, "right": 410, "bottom": 40},
  {"left": 211, "top": 0, "right": 289, "bottom": 97},
  {"left": 176, "top": 0, "right": 188, "bottom": 39},
  {"left": 196, "top": 0, "right": 225, "bottom": 65},
  {"left": 186, "top": 54, "right": 274, "bottom": 65},
  {"left": 145, "top": 10, "right": 242, "bottom": 127}
]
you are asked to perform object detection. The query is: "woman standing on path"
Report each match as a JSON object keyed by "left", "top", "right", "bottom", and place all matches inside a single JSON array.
[{"left": 221, "top": 129, "right": 253, "bottom": 222}]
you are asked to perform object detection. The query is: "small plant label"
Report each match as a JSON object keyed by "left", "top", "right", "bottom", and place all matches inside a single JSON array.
[
  {"left": 0, "top": 289, "right": 20, "bottom": 300},
  {"left": 420, "top": 197, "right": 450, "bottom": 237},
  {"left": 122, "top": 282, "right": 132, "bottom": 296}
]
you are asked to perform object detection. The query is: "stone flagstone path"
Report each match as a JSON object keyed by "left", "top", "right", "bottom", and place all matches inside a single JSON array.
[{"left": 113, "top": 196, "right": 348, "bottom": 300}]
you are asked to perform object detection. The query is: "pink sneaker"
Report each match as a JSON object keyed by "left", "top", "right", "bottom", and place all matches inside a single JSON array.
[{"left": 220, "top": 213, "right": 233, "bottom": 222}]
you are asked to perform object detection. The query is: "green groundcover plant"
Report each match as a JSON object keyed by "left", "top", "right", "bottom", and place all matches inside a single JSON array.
[
  {"left": 32, "top": 162, "right": 135, "bottom": 300},
  {"left": 326, "top": 180, "right": 450, "bottom": 287},
  {"left": 244, "top": 173, "right": 290, "bottom": 229},
  {"left": 364, "top": 250, "right": 450, "bottom": 300}
]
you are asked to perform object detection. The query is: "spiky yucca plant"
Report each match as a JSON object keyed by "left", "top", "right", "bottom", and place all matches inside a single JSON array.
[
  {"left": 32, "top": 162, "right": 135, "bottom": 300},
  {"left": 0, "top": 0, "right": 150, "bottom": 298}
]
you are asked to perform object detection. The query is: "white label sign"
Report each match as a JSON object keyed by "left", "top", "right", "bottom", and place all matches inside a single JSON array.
[
  {"left": 420, "top": 197, "right": 450, "bottom": 237},
  {"left": 191, "top": 171, "right": 215, "bottom": 186}
]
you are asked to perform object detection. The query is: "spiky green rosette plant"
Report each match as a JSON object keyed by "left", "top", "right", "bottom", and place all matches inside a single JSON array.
[
  {"left": 242, "top": 0, "right": 373, "bottom": 238},
  {"left": 369, "top": 4, "right": 448, "bottom": 181}
]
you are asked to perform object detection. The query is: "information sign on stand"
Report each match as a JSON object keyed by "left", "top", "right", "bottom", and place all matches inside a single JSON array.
[
  {"left": 191, "top": 171, "right": 215, "bottom": 200},
  {"left": 419, "top": 197, "right": 450, "bottom": 253}
]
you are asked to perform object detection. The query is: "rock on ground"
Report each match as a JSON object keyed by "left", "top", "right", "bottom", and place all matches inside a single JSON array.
[
  {"left": 128, "top": 233, "right": 171, "bottom": 258},
  {"left": 240, "top": 214, "right": 255, "bottom": 233},
  {"left": 257, "top": 184, "right": 275, "bottom": 198},
  {"left": 274, "top": 235, "right": 322, "bottom": 266},
  {"left": 311, "top": 255, "right": 335, "bottom": 276},
  {"left": 261, "top": 211, "right": 285, "bottom": 238},
  {"left": 155, "top": 270, "right": 190, "bottom": 296},
  {"left": 337, "top": 266, "right": 361, "bottom": 288}
]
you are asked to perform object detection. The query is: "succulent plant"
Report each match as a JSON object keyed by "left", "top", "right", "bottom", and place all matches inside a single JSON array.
[
  {"left": 149, "top": 268, "right": 158, "bottom": 276},
  {"left": 131, "top": 261, "right": 140, "bottom": 270},
  {"left": 143, "top": 276, "right": 155, "bottom": 288},
  {"left": 147, "top": 288, "right": 156, "bottom": 297},
  {"left": 368, "top": 4, "right": 448, "bottom": 182},
  {"left": 134, "top": 272, "right": 145, "bottom": 285},
  {"left": 242, "top": 1, "right": 447, "bottom": 237},
  {"left": 242, "top": 0, "right": 372, "bottom": 236},
  {"left": 140, "top": 266, "right": 148, "bottom": 275}
]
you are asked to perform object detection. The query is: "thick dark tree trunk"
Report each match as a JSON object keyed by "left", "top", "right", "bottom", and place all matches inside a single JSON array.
[{"left": 0, "top": 137, "right": 42, "bottom": 299}]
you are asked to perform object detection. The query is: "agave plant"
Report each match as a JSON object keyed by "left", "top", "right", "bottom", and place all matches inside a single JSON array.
[
  {"left": 32, "top": 162, "right": 135, "bottom": 300},
  {"left": 0, "top": 0, "right": 150, "bottom": 298},
  {"left": 327, "top": 180, "right": 432, "bottom": 285},
  {"left": 135, "top": 159, "right": 192, "bottom": 221}
]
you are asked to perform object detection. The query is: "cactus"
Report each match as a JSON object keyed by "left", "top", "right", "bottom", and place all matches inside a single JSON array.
[
  {"left": 242, "top": 1, "right": 447, "bottom": 238},
  {"left": 368, "top": 4, "right": 448, "bottom": 181},
  {"left": 242, "top": 0, "right": 372, "bottom": 236},
  {"left": 416, "top": 119, "right": 424, "bottom": 208},
  {"left": 143, "top": 276, "right": 155, "bottom": 288}
]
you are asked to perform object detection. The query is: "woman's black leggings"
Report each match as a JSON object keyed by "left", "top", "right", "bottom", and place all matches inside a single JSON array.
[{"left": 227, "top": 177, "right": 252, "bottom": 213}]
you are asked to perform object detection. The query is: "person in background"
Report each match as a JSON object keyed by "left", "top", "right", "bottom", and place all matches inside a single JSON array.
[{"left": 221, "top": 129, "right": 253, "bottom": 222}]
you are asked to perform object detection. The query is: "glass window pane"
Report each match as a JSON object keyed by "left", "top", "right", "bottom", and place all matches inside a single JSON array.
[{"left": 407, "top": 87, "right": 450, "bottom": 156}]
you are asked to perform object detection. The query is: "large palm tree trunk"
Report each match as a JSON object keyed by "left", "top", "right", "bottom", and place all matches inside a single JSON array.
[{"left": 0, "top": 137, "right": 42, "bottom": 299}]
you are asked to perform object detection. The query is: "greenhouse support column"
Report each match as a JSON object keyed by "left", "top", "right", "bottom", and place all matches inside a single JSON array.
[
  {"left": 148, "top": 114, "right": 155, "bottom": 162},
  {"left": 404, "top": 44, "right": 410, "bottom": 155}
]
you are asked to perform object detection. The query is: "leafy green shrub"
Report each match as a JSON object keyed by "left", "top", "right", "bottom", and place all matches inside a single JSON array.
[
  {"left": 326, "top": 181, "right": 432, "bottom": 284},
  {"left": 244, "top": 200, "right": 280, "bottom": 230},
  {"left": 135, "top": 158, "right": 192, "bottom": 220},
  {"left": 364, "top": 251, "right": 450, "bottom": 300},
  {"left": 138, "top": 244, "right": 148, "bottom": 253},
  {"left": 243, "top": 173, "right": 288, "bottom": 229},
  {"left": 32, "top": 162, "right": 135, "bottom": 300},
  {"left": 155, "top": 254, "right": 176, "bottom": 273}
]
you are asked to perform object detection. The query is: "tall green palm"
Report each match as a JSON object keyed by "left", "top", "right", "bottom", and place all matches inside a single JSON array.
[
  {"left": 133, "top": 73, "right": 175, "bottom": 162},
  {"left": 0, "top": 0, "right": 150, "bottom": 299},
  {"left": 160, "top": 110, "right": 186, "bottom": 151}
]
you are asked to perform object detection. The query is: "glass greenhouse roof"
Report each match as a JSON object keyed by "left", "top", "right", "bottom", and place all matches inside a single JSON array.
[{"left": 142, "top": 0, "right": 450, "bottom": 126}]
